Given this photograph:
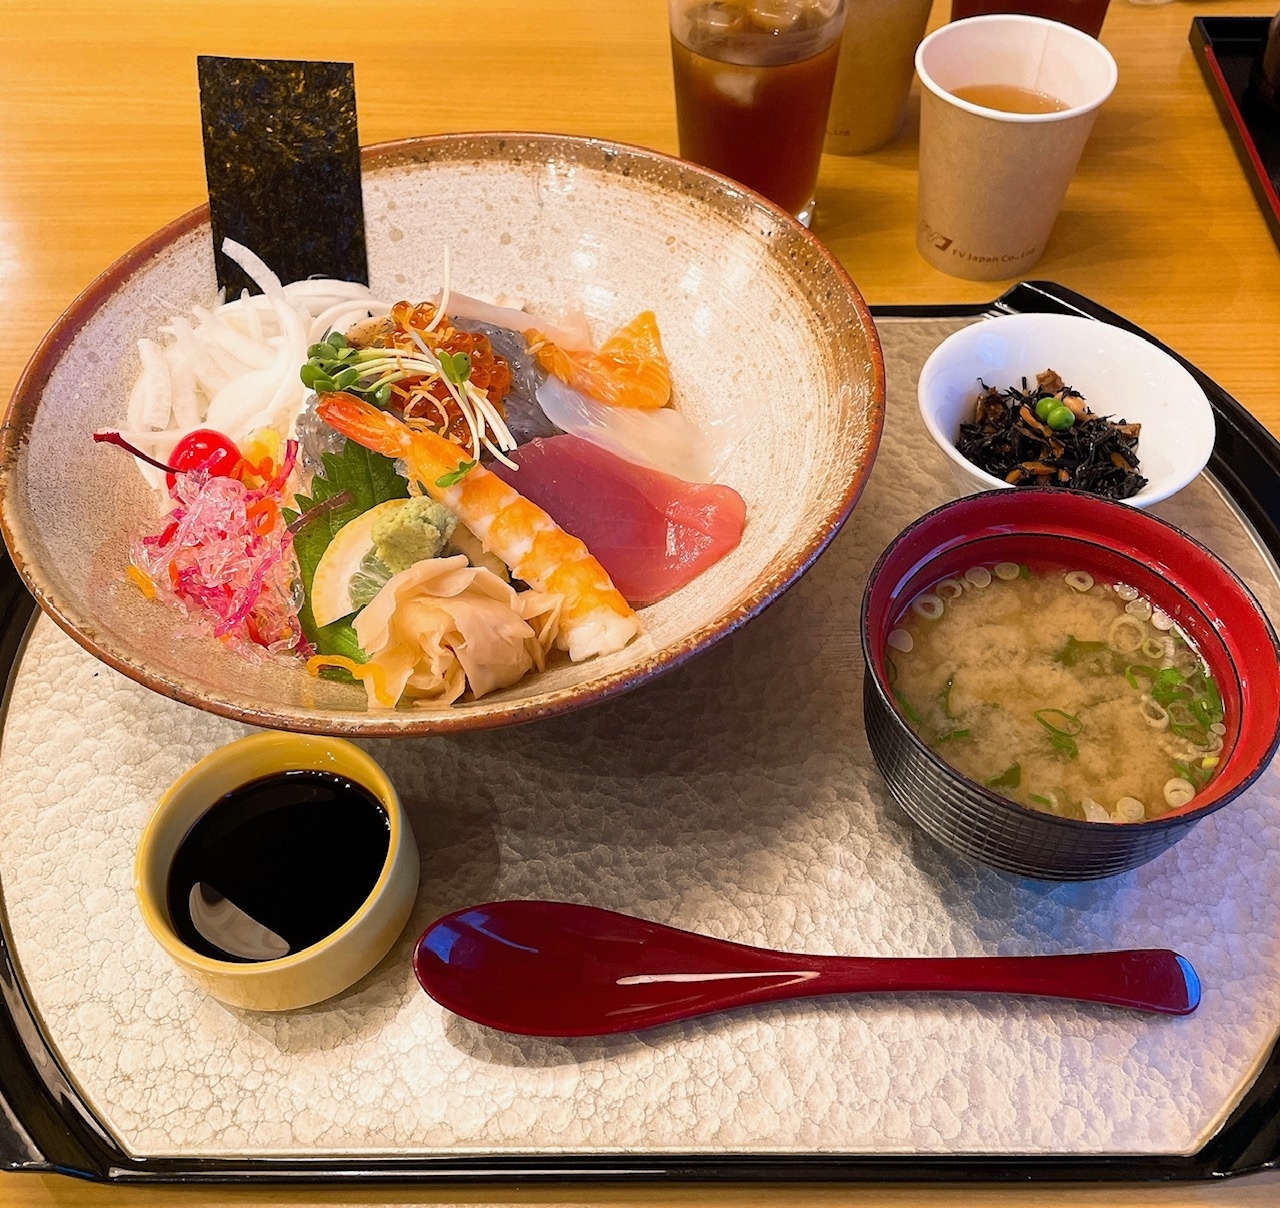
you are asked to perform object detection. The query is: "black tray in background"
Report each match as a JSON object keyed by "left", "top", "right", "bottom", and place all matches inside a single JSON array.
[
  {"left": 1190, "top": 15, "right": 1280, "bottom": 250},
  {"left": 3, "top": 281, "right": 1280, "bottom": 1185}
]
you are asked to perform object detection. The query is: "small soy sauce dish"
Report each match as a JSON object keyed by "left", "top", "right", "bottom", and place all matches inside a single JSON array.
[{"left": 135, "top": 733, "right": 419, "bottom": 1011}]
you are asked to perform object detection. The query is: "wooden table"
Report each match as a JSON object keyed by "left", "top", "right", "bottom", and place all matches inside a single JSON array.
[{"left": 1, "top": 0, "right": 1279, "bottom": 1204}]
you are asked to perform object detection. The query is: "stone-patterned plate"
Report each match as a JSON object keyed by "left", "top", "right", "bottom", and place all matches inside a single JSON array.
[{"left": 0, "top": 134, "right": 884, "bottom": 736}]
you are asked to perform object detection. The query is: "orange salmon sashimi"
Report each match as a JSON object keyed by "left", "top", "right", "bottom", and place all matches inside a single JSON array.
[
  {"left": 529, "top": 310, "right": 671, "bottom": 410},
  {"left": 315, "top": 393, "right": 640, "bottom": 662}
]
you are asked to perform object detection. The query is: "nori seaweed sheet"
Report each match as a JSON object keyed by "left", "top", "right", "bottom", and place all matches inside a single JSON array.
[{"left": 197, "top": 56, "right": 368, "bottom": 295}]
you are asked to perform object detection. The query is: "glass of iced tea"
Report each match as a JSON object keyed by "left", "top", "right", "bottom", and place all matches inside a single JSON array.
[{"left": 669, "top": 0, "right": 847, "bottom": 226}]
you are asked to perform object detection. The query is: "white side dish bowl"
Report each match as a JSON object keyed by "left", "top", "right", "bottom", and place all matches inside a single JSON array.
[{"left": 917, "top": 312, "right": 1214, "bottom": 508}]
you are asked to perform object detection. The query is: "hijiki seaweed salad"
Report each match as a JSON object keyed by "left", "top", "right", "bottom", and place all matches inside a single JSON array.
[
  {"left": 956, "top": 369, "right": 1147, "bottom": 500},
  {"left": 94, "top": 241, "right": 748, "bottom": 709}
]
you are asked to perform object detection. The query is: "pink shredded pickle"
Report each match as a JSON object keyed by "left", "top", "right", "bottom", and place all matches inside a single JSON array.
[{"left": 129, "top": 441, "right": 306, "bottom": 658}]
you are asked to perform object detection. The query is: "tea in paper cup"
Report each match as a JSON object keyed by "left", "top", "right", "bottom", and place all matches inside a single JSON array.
[{"left": 913, "top": 15, "right": 1117, "bottom": 280}]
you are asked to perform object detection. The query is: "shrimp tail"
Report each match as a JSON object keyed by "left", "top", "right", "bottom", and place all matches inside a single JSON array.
[{"left": 316, "top": 392, "right": 416, "bottom": 461}]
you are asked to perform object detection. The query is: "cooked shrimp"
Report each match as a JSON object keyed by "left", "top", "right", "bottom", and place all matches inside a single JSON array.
[
  {"left": 529, "top": 310, "right": 671, "bottom": 410},
  {"left": 315, "top": 393, "right": 640, "bottom": 661}
]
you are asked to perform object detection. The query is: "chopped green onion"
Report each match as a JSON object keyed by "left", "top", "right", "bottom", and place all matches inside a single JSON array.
[
  {"left": 1124, "top": 664, "right": 1157, "bottom": 690},
  {"left": 1029, "top": 793, "right": 1052, "bottom": 806},
  {"left": 1034, "top": 708, "right": 1082, "bottom": 736},
  {"left": 1055, "top": 636, "right": 1108, "bottom": 667},
  {"left": 987, "top": 763, "right": 1021, "bottom": 789},
  {"left": 939, "top": 674, "right": 957, "bottom": 719},
  {"left": 1151, "top": 667, "right": 1193, "bottom": 705},
  {"left": 1174, "top": 759, "right": 1212, "bottom": 788},
  {"left": 1189, "top": 697, "right": 1217, "bottom": 728},
  {"left": 1047, "top": 732, "right": 1079, "bottom": 759},
  {"left": 1167, "top": 699, "right": 1201, "bottom": 729},
  {"left": 893, "top": 687, "right": 923, "bottom": 727},
  {"left": 933, "top": 728, "right": 970, "bottom": 745},
  {"left": 1170, "top": 722, "right": 1209, "bottom": 746}
]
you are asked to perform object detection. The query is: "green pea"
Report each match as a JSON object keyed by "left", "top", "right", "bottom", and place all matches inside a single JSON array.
[
  {"left": 1035, "top": 397, "right": 1056, "bottom": 421},
  {"left": 1046, "top": 405, "right": 1075, "bottom": 431}
]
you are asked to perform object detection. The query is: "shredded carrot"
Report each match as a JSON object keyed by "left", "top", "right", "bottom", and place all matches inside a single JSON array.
[
  {"left": 126, "top": 564, "right": 156, "bottom": 599},
  {"left": 246, "top": 497, "right": 279, "bottom": 536},
  {"left": 306, "top": 654, "right": 395, "bottom": 708}
]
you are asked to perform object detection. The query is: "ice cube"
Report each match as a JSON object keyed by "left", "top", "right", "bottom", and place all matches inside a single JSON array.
[
  {"left": 710, "top": 65, "right": 759, "bottom": 106},
  {"left": 689, "top": 0, "right": 747, "bottom": 37},
  {"left": 748, "top": 0, "right": 806, "bottom": 33}
]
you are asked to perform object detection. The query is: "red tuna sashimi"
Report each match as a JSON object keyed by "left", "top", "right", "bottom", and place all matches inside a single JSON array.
[{"left": 491, "top": 435, "right": 746, "bottom": 605}]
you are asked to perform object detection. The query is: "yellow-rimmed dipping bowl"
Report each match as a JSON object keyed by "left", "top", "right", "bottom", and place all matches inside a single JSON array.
[{"left": 135, "top": 732, "right": 419, "bottom": 1011}]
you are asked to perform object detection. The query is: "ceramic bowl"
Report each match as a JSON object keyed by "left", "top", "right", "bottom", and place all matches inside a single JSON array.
[
  {"left": 861, "top": 490, "right": 1280, "bottom": 881},
  {"left": 0, "top": 133, "right": 884, "bottom": 736},
  {"left": 917, "top": 312, "right": 1214, "bottom": 508},
  {"left": 135, "top": 732, "right": 418, "bottom": 1011}
]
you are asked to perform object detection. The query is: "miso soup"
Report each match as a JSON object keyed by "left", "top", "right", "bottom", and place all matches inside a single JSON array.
[{"left": 885, "top": 562, "right": 1226, "bottom": 823}]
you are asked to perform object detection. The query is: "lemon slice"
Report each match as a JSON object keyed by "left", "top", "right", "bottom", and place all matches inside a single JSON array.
[{"left": 310, "top": 500, "right": 409, "bottom": 627}]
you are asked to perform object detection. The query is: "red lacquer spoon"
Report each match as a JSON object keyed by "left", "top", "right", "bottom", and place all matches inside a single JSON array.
[{"left": 413, "top": 900, "right": 1200, "bottom": 1037}]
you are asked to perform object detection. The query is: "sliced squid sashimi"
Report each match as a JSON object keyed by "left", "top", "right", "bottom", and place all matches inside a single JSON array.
[
  {"left": 535, "top": 374, "right": 743, "bottom": 483},
  {"left": 491, "top": 435, "right": 746, "bottom": 606}
]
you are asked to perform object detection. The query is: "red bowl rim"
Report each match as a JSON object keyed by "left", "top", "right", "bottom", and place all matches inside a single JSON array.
[{"left": 860, "top": 488, "right": 1280, "bottom": 830}]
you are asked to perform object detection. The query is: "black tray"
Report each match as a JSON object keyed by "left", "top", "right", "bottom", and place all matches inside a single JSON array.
[
  {"left": 4, "top": 281, "right": 1280, "bottom": 1184},
  {"left": 1190, "top": 15, "right": 1280, "bottom": 250}
]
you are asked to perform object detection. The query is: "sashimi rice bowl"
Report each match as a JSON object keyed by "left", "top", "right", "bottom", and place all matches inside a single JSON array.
[{"left": 0, "top": 135, "right": 884, "bottom": 735}]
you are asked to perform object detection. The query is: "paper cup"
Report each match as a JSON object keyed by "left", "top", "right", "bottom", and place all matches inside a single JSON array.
[
  {"left": 824, "top": 0, "right": 934, "bottom": 155},
  {"left": 913, "top": 15, "right": 1117, "bottom": 280}
]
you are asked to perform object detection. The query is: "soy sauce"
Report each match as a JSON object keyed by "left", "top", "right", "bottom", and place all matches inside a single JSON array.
[{"left": 166, "top": 770, "right": 390, "bottom": 963}]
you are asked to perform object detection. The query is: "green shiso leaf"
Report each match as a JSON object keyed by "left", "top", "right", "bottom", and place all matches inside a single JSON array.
[{"left": 283, "top": 438, "right": 410, "bottom": 664}]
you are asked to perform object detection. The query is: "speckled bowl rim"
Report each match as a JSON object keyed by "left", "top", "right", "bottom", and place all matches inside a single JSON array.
[{"left": 0, "top": 132, "right": 886, "bottom": 737}]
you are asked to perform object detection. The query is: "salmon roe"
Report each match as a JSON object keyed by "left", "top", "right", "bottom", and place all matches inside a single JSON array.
[{"left": 383, "top": 301, "right": 513, "bottom": 445}]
